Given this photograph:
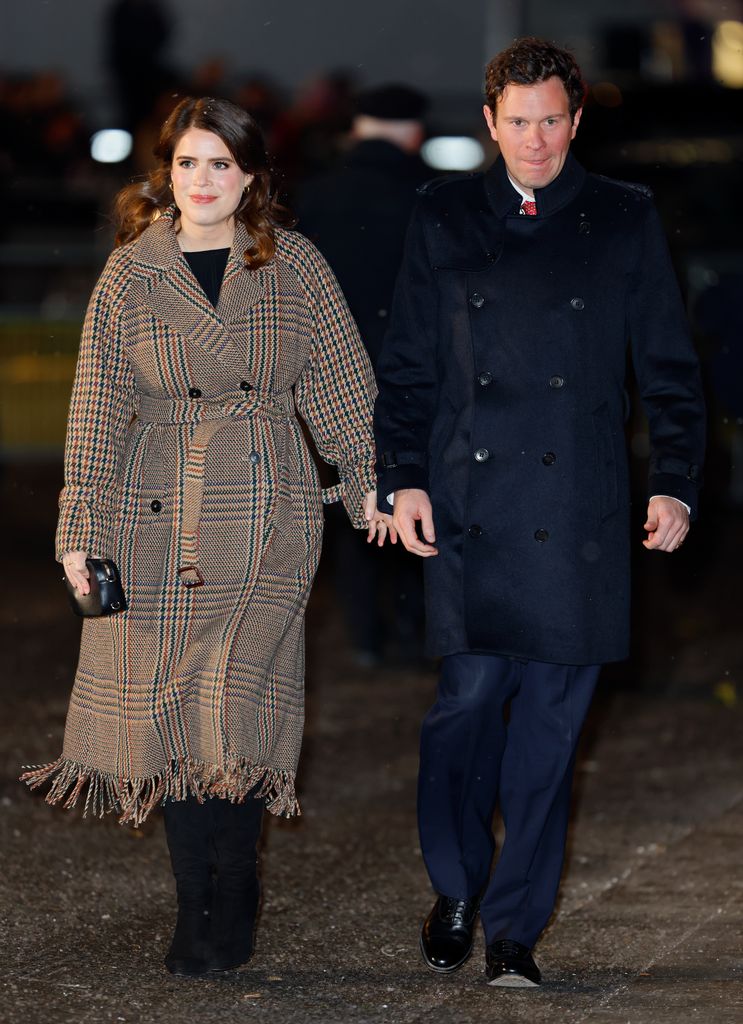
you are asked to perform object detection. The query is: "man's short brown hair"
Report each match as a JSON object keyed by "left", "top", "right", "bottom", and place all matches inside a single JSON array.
[{"left": 485, "top": 37, "right": 586, "bottom": 120}]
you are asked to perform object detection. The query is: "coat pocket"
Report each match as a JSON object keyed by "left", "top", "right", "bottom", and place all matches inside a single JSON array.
[
  {"left": 260, "top": 481, "right": 322, "bottom": 578},
  {"left": 118, "top": 423, "right": 170, "bottom": 529},
  {"left": 592, "top": 403, "right": 619, "bottom": 522}
]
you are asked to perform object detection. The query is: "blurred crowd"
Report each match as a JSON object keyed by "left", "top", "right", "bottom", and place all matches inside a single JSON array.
[
  {"left": 0, "top": 72, "right": 93, "bottom": 184},
  {"left": 0, "top": 55, "right": 373, "bottom": 201}
]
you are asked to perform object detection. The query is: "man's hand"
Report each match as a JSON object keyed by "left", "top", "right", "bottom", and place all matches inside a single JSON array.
[
  {"left": 643, "top": 496, "right": 689, "bottom": 552},
  {"left": 392, "top": 488, "right": 438, "bottom": 558}
]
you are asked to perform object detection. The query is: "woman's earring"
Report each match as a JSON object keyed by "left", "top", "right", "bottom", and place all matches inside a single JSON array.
[{"left": 168, "top": 181, "right": 174, "bottom": 191}]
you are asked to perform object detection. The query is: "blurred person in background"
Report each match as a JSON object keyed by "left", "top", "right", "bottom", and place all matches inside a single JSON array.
[
  {"left": 297, "top": 84, "right": 429, "bottom": 666},
  {"left": 270, "top": 70, "right": 356, "bottom": 194},
  {"left": 233, "top": 76, "right": 283, "bottom": 138},
  {"left": 22, "top": 95, "right": 389, "bottom": 977},
  {"left": 107, "top": 0, "right": 173, "bottom": 134},
  {"left": 372, "top": 37, "right": 705, "bottom": 988},
  {"left": 694, "top": 274, "right": 743, "bottom": 506}
]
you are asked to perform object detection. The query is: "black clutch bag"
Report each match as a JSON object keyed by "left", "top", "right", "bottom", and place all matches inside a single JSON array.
[{"left": 63, "top": 558, "right": 128, "bottom": 617}]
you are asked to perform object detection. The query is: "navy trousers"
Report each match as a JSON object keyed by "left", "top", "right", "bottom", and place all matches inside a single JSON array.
[{"left": 418, "top": 652, "right": 600, "bottom": 948}]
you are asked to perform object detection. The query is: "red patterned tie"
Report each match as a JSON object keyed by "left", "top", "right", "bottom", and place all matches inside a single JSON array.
[{"left": 521, "top": 200, "right": 537, "bottom": 216}]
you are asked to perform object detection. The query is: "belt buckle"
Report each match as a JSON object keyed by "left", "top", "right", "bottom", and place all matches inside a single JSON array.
[{"left": 178, "top": 565, "right": 204, "bottom": 588}]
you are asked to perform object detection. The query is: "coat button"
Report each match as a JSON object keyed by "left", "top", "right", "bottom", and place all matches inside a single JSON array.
[
  {"left": 534, "top": 528, "right": 549, "bottom": 542},
  {"left": 542, "top": 452, "right": 557, "bottom": 466},
  {"left": 249, "top": 452, "right": 260, "bottom": 465},
  {"left": 468, "top": 524, "right": 483, "bottom": 538},
  {"left": 579, "top": 220, "right": 591, "bottom": 235},
  {"left": 150, "top": 500, "right": 162, "bottom": 513},
  {"left": 549, "top": 375, "right": 565, "bottom": 389},
  {"left": 188, "top": 387, "right": 202, "bottom": 399},
  {"left": 240, "top": 381, "right": 253, "bottom": 392},
  {"left": 469, "top": 293, "right": 485, "bottom": 308},
  {"left": 474, "top": 447, "right": 490, "bottom": 463},
  {"left": 570, "top": 297, "right": 585, "bottom": 310},
  {"left": 477, "top": 371, "right": 493, "bottom": 386}
]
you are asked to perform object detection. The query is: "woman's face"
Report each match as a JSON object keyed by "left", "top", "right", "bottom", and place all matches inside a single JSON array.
[{"left": 171, "top": 128, "right": 253, "bottom": 236}]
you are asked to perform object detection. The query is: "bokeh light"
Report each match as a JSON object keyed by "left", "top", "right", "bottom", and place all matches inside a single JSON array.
[
  {"left": 421, "top": 136, "right": 485, "bottom": 171},
  {"left": 90, "top": 129, "right": 133, "bottom": 163}
]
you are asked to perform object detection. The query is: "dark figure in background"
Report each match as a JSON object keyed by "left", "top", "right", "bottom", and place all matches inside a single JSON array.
[
  {"left": 270, "top": 72, "right": 357, "bottom": 195},
  {"left": 695, "top": 273, "right": 743, "bottom": 506},
  {"left": 372, "top": 39, "right": 705, "bottom": 988},
  {"left": 297, "top": 85, "right": 429, "bottom": 367},
  {"left": 298, "top": 85, "right": 430, "bottom": 665},
  {"left": 107, "top": 0, "right": 173, "bottom": 133}
]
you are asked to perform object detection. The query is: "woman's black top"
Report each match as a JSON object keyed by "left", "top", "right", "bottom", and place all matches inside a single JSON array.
[{"left": 183, "top": 248, "right": 230, "bottom": 308}]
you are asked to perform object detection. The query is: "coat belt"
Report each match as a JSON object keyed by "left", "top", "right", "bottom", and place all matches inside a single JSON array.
[{"left": 134, "top": 391, "right": 295, "bottom": 588}]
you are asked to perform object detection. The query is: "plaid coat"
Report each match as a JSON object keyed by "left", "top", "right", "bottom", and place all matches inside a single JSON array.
[{"left": 23, "top": 210, "right": 376, "bottom": 824}]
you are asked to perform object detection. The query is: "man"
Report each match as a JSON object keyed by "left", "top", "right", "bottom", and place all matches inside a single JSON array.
[
  {"left": 297, "top": 83, "right": 430, "bottom": 371},
  {"left": 297, "top": 85, "right": 430, "bottom": 664},
  {"left": 371, "top": 38, "right": 705, "bottom": 987}
]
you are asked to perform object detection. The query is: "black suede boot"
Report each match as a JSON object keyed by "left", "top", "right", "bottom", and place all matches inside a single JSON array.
[
  {"left": 208, "top": 795, "right": 264, "bottom": 972},
  {"left": 162, "top": 795, "right": 215, "bottom": 977}
]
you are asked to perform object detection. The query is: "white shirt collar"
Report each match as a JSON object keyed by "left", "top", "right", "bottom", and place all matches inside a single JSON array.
[{"left": 507, "top": 173, "right": 535, "bottom": 206}]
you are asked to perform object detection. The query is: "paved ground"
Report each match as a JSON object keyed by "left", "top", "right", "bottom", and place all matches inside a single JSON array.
[{"left": 1, "top": 466, "right": 742, "bottom": 1023}]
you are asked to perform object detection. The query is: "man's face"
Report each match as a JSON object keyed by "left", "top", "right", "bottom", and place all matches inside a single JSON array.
[{"left": 483, "top": 76, "right": 581, "bottom": 198}]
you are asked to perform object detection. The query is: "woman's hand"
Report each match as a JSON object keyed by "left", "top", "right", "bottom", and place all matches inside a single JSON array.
[
  {"left": 364, "top": 491, "right": 398, "bottom": 547},
  {"left": 62, "top": 551, "right": 91, "bottom": 595}
]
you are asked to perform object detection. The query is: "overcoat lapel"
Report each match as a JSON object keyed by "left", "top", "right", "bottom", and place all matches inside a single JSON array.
[{"left": 133, "top": 212, "right": 266, "bottom": 385}]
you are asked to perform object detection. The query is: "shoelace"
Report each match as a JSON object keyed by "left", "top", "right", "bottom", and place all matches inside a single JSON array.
[
  {"left": 491, "top": 938, "right": 527, "bottom": 959},
  {"left": 440, "top": 897, "right": 474, "bottom": 926}
]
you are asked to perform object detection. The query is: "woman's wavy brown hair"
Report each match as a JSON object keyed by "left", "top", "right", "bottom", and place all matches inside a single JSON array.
[{"left": 113, "top": 96, "right": 294, "bottom": 267}]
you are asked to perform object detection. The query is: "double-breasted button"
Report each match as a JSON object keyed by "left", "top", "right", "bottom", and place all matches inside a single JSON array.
[
  {"left": 469, "top": 293, "right": 485, "bottom": 308},
  {"left": 188, "top": 387, "right": 202, "bottom": 399},
  {"left": 477, "top": 371, "right": 493, "bottom": 387},
  {"left": 468, "top": 524, "right": 483, "bottom": 538},
  {"left": 534, "top": 528, "right": 549, "bottom": 542},
  {"left": 549, "top": 375, "right": 565, "bottom": 389},
  {"left": 239, "top": 381, "right": 253, "bottom": 392},
  {"left": 570, "top": 297, "right": 585, "bottom": 311},
  {"left": 474, "top": 447, "right": 490, "bottom": 463},
  {"left": 150, "top": 499, "right": 162, "bottom": 514},
  {"left": 542, "top": 452, "right": 557, "bottom": 466},
  {"left": 249, "top": 452, "right": 260, "bottom": 465}
]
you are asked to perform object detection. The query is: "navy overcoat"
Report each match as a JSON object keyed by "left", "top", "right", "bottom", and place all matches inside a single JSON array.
[{"left": 374, "top": 154, "right": 705, "bottom": 665}]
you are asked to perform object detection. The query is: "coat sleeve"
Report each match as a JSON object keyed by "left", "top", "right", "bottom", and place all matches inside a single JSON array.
[
  {"left": 372, "top": 202, "right": 439, "bottom": 512},
  {"left": 56, "top": 254, "right": 136, "bottom": 560},
  {"left": 628, "top": 202, "right": 706, "bottom": 518},
  {"left": 293, "top": 240, "right": 377, "bottom": 529}
]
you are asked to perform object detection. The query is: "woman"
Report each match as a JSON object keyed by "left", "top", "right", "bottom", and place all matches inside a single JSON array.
[{"left": 22, "top": 96, "right": 390, "bottom": 976}]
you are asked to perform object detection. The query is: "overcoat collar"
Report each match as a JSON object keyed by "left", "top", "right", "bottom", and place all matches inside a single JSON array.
[
  {"left": 484, "top": 151, "right": 587, "bottom": 218},
  {"left": 131, "top": 208, "right": 266, "bottom": 382}
]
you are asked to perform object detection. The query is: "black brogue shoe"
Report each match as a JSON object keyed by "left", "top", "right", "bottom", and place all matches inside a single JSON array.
[
  {"left": 485, "top": 939, "right": 541, "bottom": 987},
  {"left": 419, "top": 894, "right": 479, "bottom": 973}
]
